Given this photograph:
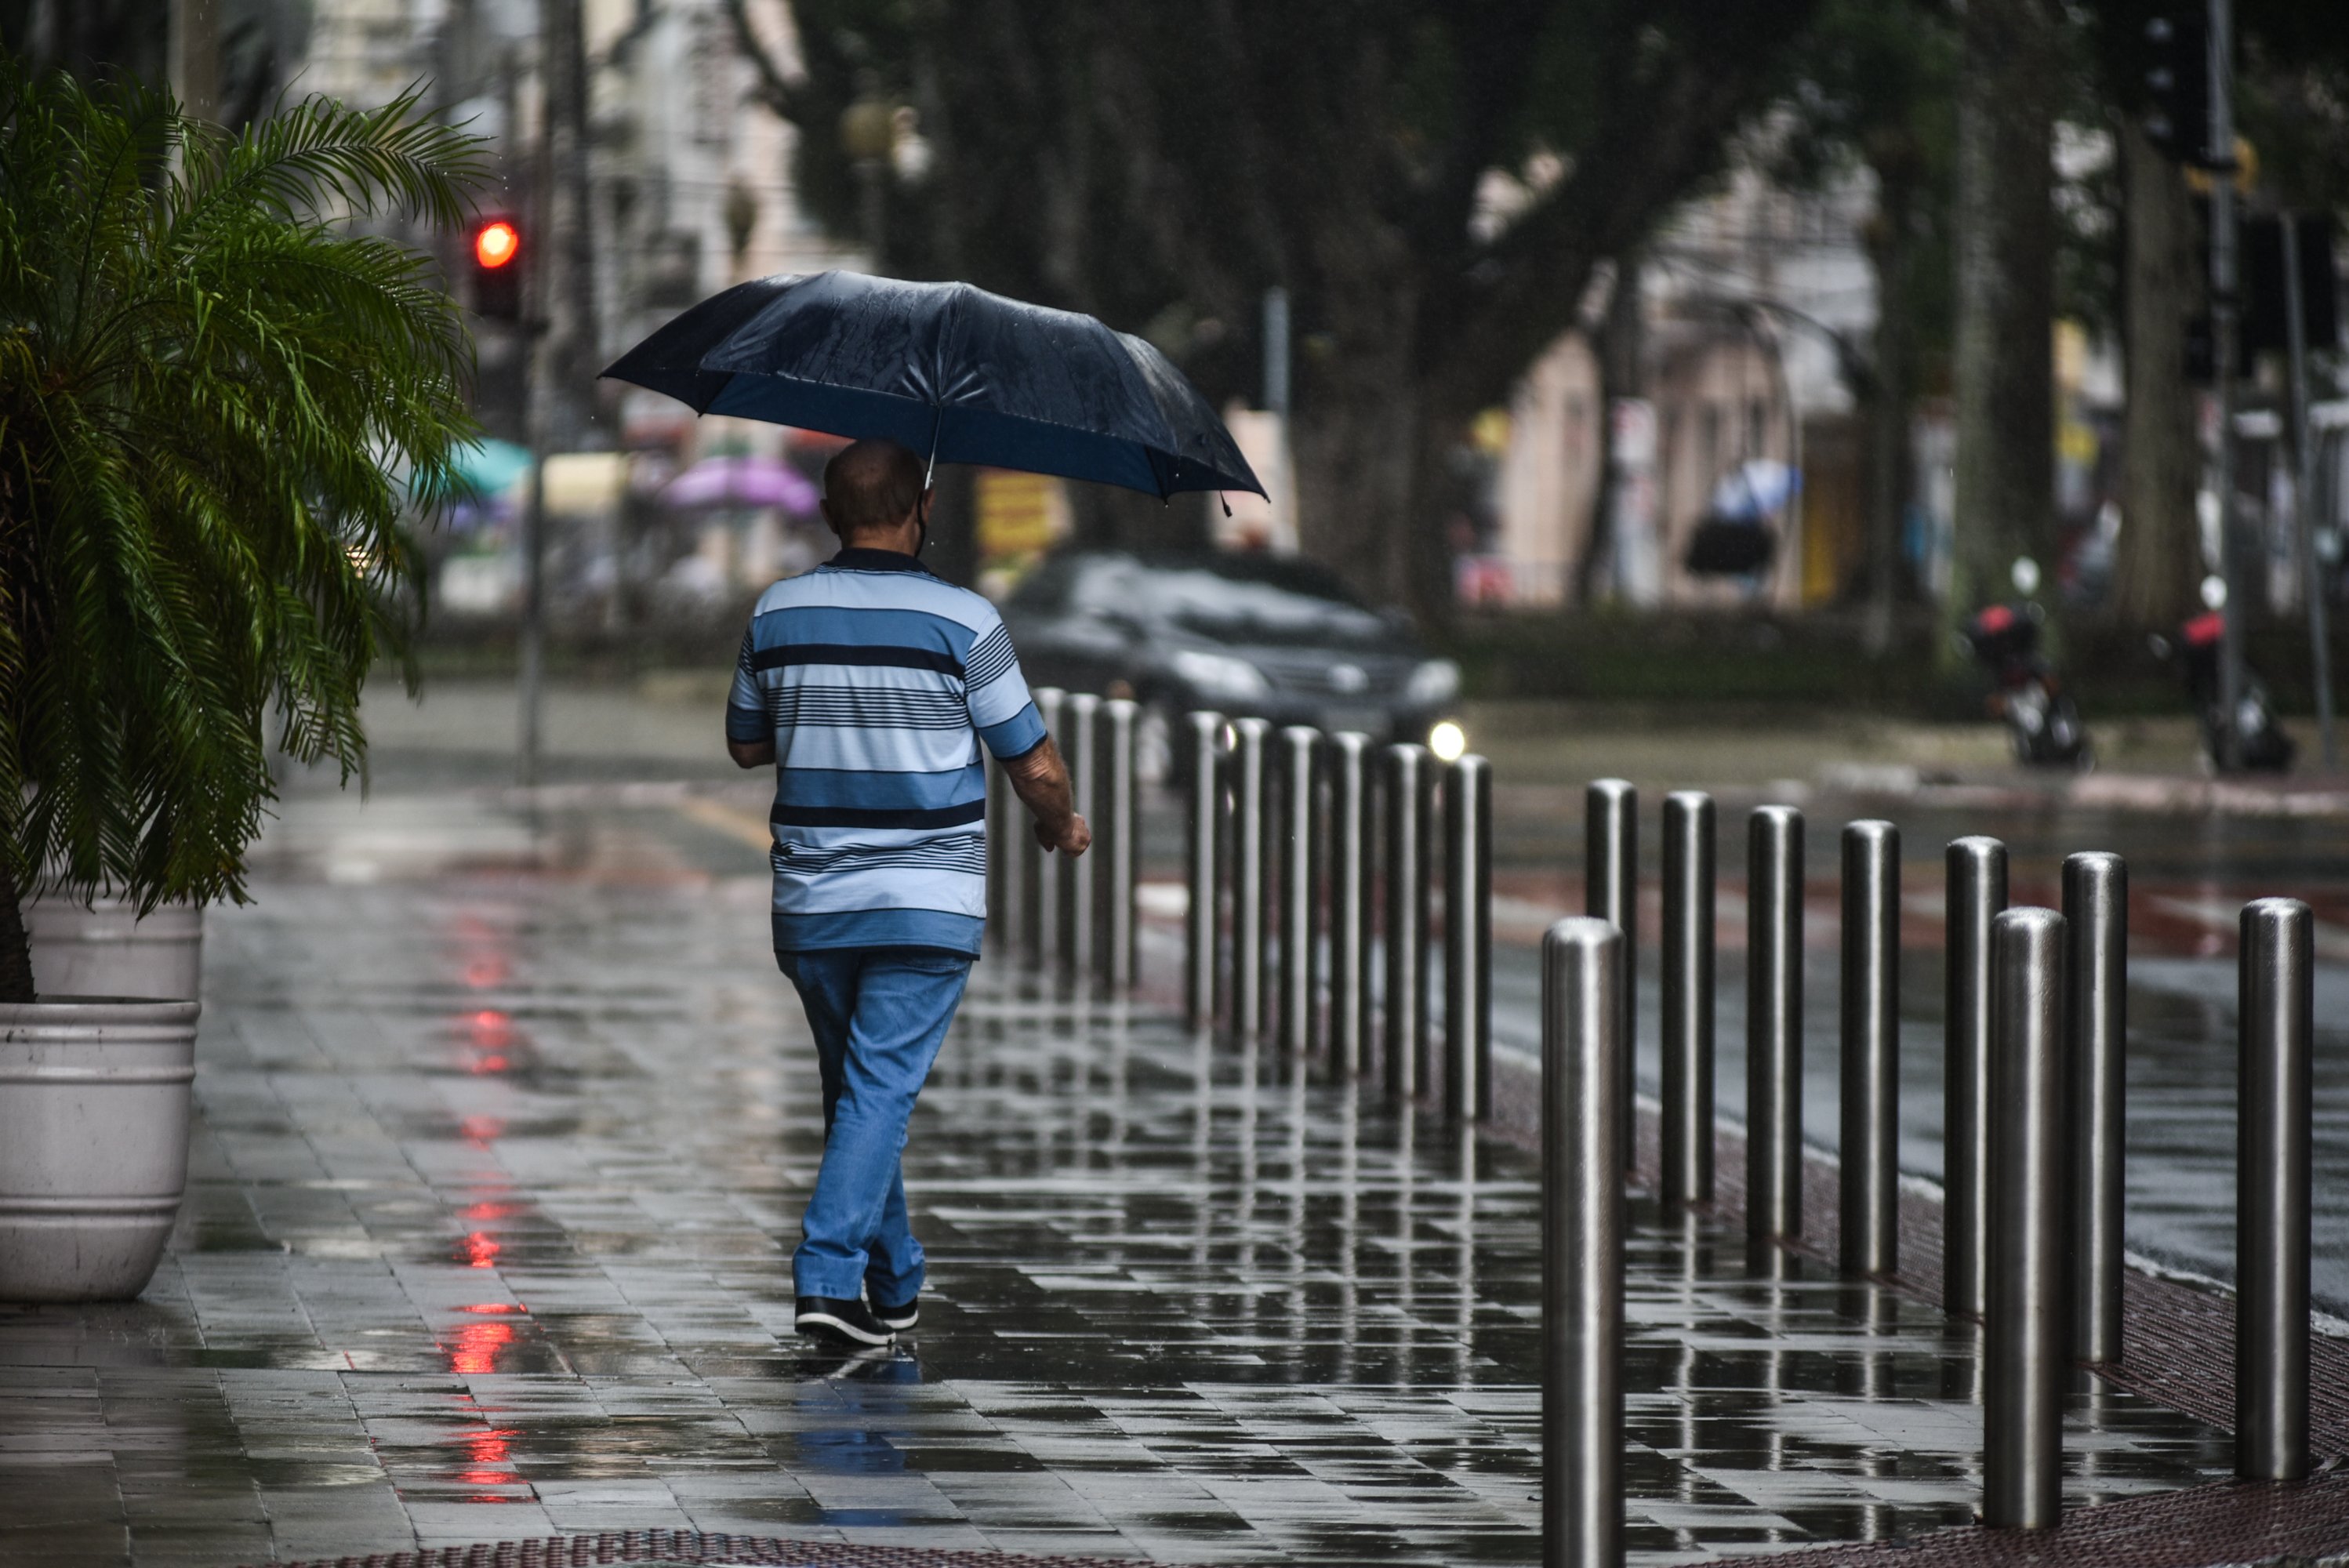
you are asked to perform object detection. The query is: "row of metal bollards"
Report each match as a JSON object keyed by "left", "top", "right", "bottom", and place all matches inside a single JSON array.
[
  {"left": 1179, "top": 712, "right": 1495, "bottom": 1120},
  {"left": 1544, "top": 784, "right": 2317, "bottom": 1565},
  {"left": 984, "top": 687, "right": 1139, "bottom": 988}
]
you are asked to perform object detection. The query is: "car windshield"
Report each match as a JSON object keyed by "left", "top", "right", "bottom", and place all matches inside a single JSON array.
[{"left": 1012, "top": 551, "right": 1398, "bottom": 651}]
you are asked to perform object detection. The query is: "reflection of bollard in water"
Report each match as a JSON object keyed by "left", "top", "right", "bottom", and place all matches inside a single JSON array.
[
  {"left": 1660, "top": 791, "right": 1714, "bottom": 1207},
  {"left": 2237, "top": 897, "right": 2313, "bottom": 1482},
  {"left": 1840, "top": 820, "right": 1901, "bottom": 1278},
  {"left": 2063, "top": 851, "right": 2126, "bottom": 1366},
  {"left": 1444, "top": 754, "right": 1493, "bottom": 1123},
  {"left": 1985, "top": 906, "right": 2064, "bottom": 1531},
  {"left": 1228, "top": 718, "right": 1272, "bottom": 1039},
  {"left": 1944, "top": 836, "right": 2007, "bottom": 1318},
  {"left": 1058, "top": 693, "right": 1100, "bottom": 979},
  {"left": 1746, "top": 805, "right": 1804, "bottom": 1263},
  {"left": 1325, "top": 732, "right": 1374, "bottom": 1079},
  {"left": 1026, "top": 688, "right": 1066, "bottom": 970},
  {"left": 1183, "top": 711, "right": 1223, "bottom": 1029},
  {"left": 1585, "top": 779, "right": 1637, "bottom": 1163},
  {"left": 1277, "top": 726, "right": 1319, "bottom": 1058},
  {"left": 1382, "top": 743, "right": 1432, "bottom": 1099},
  {"left": 1097, "top": 699, "right": 1139, "bottom": 991},
  {"left": 1541, "top": 916, "right": 1624, "bottom": 1568},
  {"left": 986, "top": 753, "right": 1018, "bottom": 953}
]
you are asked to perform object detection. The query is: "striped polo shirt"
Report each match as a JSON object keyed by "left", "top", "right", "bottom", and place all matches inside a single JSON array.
[{"left": 726, "top": 547, "right": 1046, "bottom": 955}]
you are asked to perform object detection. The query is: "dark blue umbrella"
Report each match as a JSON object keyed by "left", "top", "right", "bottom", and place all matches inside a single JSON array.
[{"left": 601, "top": 271, "right": 1265, "bottom": 502}]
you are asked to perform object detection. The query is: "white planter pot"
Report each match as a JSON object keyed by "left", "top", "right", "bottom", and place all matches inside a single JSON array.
[
  {"left": 26, "top": 898, "right": 204, "bottom": 1000},
  {"left": 0, "top": 998, "right": 201, "bottom": 1301}
]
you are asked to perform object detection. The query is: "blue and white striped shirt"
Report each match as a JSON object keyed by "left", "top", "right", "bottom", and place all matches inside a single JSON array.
[{"left": 727, "top": 548, "right": 1046, "bottom": 955}]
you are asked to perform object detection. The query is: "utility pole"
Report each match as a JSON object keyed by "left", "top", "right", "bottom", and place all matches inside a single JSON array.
[
  {"left": 169, "top": 0, "right": 219, "bottom": 118},
  {"left": 2209, "top": 0, "right": 2246, "bottom": 771}
]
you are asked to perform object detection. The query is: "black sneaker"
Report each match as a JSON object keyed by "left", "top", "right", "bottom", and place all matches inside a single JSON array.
[
  {"left": 795, "top": 1295, "right": 894, "bottom": 1347},
  {"left": 872, "top": 1293, "right": 919, "bottom": 1331}
]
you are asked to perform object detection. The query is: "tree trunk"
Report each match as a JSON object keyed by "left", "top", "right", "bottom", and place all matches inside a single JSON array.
[
  {"left": 1572, "top": 258, "right": 1643, "bottom": 608},
  {"left": 2113, "top": 118, "right": 2202, "bottom": 630},
  {"left": 0, "top": 859, "right": 34, "bottom": 1004},
  {"left": 1291, "top": 340, "right": 1422, "bottom": 613},
  {"left": 539, "top": 0, "right": 602, "bottom": 450},
  {"left": 1861, "top": 171, "right": 1915, "bottom": 652},
  {"left": 1949, "top": 0, "right": 2057, "bottom": 633}
]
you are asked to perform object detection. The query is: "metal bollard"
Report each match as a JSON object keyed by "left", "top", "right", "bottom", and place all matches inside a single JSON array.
[
  {"left": 1183, "top": 711, "right": 1223, "bottom": 1029},
  {"left": 1944, "top": 837, "right": 2007, "bottom": 1319},
  {"left": 1383, "top": 742, "right": 1433, "bottom": 1100},
  {"left": 1445, "top": 754, "right": 1494, "bottom": 1123},
  {"left": 1228, "top": 717, "right": 1272, "bottom": 1038},
  {"left": 1096, "top": 699, "right": 1140, "bottom": 990},
  {"left": 986, "top": 752, "right": 1018, "bottom": 953},
  {"left": 1026, "top": 688, "right": 1066, "bottom": 970},
  {"left": 1985, "top": 906, "right": 2065, "bottom": 1531},
  {"left": 1326, "top": 732, "right": 1374, "bottom": 1078},
  {"left": 2063, "top": 852, "right": 2126, "bottom": 1366},
  {"left": 1585, "top": 779, "right": 1639, "bottom": 1162},
  {"left": 1058, "top": 693, "right": 1100, "bottom": 979},
  {"left": 1747, "top": 805, "right": 1804, "bottom": 1258},
  {"left": 2238, "top": 898, "right": 2313, "bottom": 1482},
  {"left": 1276, "top": 726, "right": 1319, "bottom": 1057},
  {"left": 1840, "top": 820, "right": 1901, "bottom": 1278},
  {"left": 1660, "top": 791, "right": 1715, "bottom": 1208},
  {"left": 1542, "top": 916, "right": 1625, "bottom": 1568}
]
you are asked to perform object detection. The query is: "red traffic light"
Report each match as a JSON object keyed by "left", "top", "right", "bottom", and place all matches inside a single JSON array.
[{"left": 474, "top": 220, "right": 520, "bottom": 270}]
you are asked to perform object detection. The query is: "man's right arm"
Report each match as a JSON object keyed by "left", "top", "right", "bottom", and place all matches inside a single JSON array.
[
  {"left": 725, "top": 626, "right": 773, "bottom": 768},
  {"left": 1003, "top": 737, "right": 1091, "bottom": 856}
]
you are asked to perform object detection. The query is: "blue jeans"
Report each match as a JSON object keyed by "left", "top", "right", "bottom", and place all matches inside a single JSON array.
[{"left": 775, "top": 946, "right": 971, "bottom": 1303}]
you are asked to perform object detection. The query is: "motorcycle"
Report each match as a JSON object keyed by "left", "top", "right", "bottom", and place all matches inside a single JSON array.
[
  {"left": 2149, "top": 611, "right": 2295, "bottom": 774},
  {"left": 1958, "top": 602, "right": 2093, "bottom": 769}
]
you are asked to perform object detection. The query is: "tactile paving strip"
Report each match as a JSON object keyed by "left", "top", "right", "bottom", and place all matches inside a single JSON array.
[
  {"left": 240, "top": 1530, "right": 1170, "bottom": 1568},
  {"left": 1706, "top": 1470, "right": 2349, "bottom": 1568}
]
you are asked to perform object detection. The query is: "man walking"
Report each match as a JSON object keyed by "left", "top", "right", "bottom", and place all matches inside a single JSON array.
[{"left": 726, "top": 437, "right": 1088, "bottom": 1347}]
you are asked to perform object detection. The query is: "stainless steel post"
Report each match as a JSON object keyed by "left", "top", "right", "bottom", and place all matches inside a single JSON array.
[
  {"left": 1229, "top": 717, "right": 1272, "bottom": 1039},
  {"left": 1944, "top": 837, "right": 2007, "bottom": 1318},
  {"left": 1840, "top": 820, "right": 1901, "bottom": 1278},
  {"left": 1097, "top": 699, "right": 1140, "bottom": 990},
  {"left": 1585, "top": 779, "right": 1638, "bottom": 1161},
  {"left": 1747, "top": 805, "right": 1804, "bottom": 1257},
  {"left": 2238, "top": 897, "right": 2313, "bottom": 1482},
  {"left": 1445, "top": 754, "right": 1494, "bottom": 1123},
  {"left": 1541, "top": 916, "right": 1624, "bottom": 1568},
  {"left": 1183, "top": 711, "right": 1224, "bottom": 1029},
  {"left": 1327, "top": 732, "right": 1374, "bottom": 1078},
  {"left": 2063, "top": 851, "right": 2126, "bottom": 1366},
  {"left": 1661, "top": 791, "right": 1715, "bottom": 1208},
  {"left": 1026, "top": 688, "right": 1066, "bottom": 970},
  {"left": 1276, "top": 726, "right": 1319, "bottom": 1057},
  {"left": 1058, "top": 692, "right": 1100, "bottom": 979},
  {"left": 1383, "top": 742, "right": 1432, "bottom": 1099},
  {"left": 1985, "top": 906, "right": 2065, "bottom": 1531}
]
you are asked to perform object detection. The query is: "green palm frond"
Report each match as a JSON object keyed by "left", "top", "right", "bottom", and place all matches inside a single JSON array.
[{"left": 0, "top": 60, "right": 485, "bottom": 916}]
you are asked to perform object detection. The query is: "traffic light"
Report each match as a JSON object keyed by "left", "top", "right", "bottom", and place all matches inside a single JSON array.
[
  {"left": 470, "top": 216, "right": 522, "bottom": 321},
  {"left": 2143, "top": 15, "right": 2214, "bottom": 166}
]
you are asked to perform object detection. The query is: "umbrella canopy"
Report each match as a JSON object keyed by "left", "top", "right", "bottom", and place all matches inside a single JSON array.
[
  {"left": 1708, "top": 459, "right": 1799, "bottom": 521},
  {"left": 663, "top": 454, "right": 819, "bottom": 514},
  {"left": 601, "top": 271, "right": 1265, "bottom": 502}
]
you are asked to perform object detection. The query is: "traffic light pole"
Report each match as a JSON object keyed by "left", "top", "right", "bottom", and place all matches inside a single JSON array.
[{"left": 2209, "top": 0, "right": 2245, "bottom": 774}]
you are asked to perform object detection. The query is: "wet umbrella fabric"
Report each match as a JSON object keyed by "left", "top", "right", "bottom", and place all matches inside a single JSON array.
[{"left": 601, "top": 271, "right": 1265, "bottom": 502}]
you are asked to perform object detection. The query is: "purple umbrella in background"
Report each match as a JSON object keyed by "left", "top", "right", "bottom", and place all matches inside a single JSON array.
[{"left": 662, "top": 454, "right": 819, "bottom": 514}]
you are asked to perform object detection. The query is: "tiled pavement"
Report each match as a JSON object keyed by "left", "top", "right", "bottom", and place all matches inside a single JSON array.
[{"left": 0, "top": 779, "right": 2246, "bottom": 1568}]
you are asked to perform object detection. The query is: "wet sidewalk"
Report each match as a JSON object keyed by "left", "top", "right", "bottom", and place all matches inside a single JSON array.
[{"left": 0, "top": 780, "right": 2242, "bottom": 1566}]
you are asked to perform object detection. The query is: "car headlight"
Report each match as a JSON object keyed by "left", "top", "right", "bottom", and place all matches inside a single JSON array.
[
  {"left": 1171, "top": 648, "right": 1269, "bottom": 702},
  {"left": 1403, "top": 658, "right": 1461, "bottom": 707}
]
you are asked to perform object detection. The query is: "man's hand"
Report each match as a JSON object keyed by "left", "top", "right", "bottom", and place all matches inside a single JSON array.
[{"left": 1003, "top": 735, "right": 1089, "bottom": 857}]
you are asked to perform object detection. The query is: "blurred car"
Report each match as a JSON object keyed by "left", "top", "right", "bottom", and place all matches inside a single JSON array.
[{"left": 998, "top": 548, "right": 1463, "bottom": 771}]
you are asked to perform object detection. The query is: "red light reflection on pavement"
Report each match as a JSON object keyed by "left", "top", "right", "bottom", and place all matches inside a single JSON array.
[
  {"left": 467, "top": 1009, "right": 513, "bottom": 1073},
  {"left": 448, "top": 1319, "right": 517, "bottom": 1375},
  {"left": 463, "top": 1232, "right": 499, "bottom": 1269},
  {"left": 459, "top": 1115, "right": 504, "bottom": 1146}
]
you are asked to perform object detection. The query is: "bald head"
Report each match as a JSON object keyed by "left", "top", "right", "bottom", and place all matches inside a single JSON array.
[{"left": 822, "top": 438, "right": 927, "bottom": 541}]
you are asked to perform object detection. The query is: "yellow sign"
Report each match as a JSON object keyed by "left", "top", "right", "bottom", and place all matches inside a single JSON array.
[{"left": 975, "top": 469, "right": 1068, "bottom": 559}]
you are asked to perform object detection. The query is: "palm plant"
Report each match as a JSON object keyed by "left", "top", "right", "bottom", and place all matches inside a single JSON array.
[{"left": 0, "top": 65, "right": 486, "bottom": 1000}]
